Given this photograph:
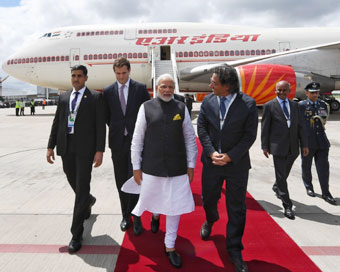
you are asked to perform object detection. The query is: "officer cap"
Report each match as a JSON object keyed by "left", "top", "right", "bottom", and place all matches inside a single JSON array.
[{"left": 305, "top": 82, "right": 320, "bottom": 92}]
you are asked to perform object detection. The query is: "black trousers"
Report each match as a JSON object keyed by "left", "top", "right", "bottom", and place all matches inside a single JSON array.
[
  {"left": 111, "top": 136, "right": 139, "bottom": 219},
  {"left": 201, "top": 166, "right": 248, "bottom": 257},
  {"left": 62, "top": 135, "right": 94, "bottom": 240},
  {"left": 273, "top": 154, "right": 297, "bottom": 209},
  {"left": 302, "top": 148, "right": 330, "bottom": 195}
]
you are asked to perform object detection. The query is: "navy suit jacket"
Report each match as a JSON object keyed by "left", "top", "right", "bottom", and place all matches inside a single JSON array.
[
  {"left": 261, "top": 98, "right": 307, "bottom": 157},
  {"left": 103, "top": 79, "right": 150, "bottom": 151},
  {"left": 47, "top": 88, "right": 106, "bottom": 157},
  {"left": 198, "top": 92, "right": 258, "bottom": 174}
]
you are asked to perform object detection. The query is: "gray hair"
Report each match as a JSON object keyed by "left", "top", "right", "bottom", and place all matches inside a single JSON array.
[
  {"left": 276, "top": 80, "right": 290, "bottom": 89},
  {"left": 156, "top": 74, "right": 174, "bottom": 85}
]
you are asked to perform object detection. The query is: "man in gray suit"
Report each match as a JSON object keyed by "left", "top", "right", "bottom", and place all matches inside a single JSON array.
[{"left": 261, "top": 80, "right": 308, "bottom": 220}]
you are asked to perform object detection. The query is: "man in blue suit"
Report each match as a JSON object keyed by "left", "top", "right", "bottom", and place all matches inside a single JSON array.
[
  {"left": 198, "top": 65, "right": 258, "bottom": 272},
  {"left": 103, "top": 58, "right": 150, "bottom": 235}
]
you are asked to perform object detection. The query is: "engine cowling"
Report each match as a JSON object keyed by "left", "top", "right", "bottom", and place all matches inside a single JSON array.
[{"left": 236, "top": 64, "right": 296, "bottom": 105}]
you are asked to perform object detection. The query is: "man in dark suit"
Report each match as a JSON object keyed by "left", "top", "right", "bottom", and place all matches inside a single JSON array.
[
  {"left": 103, "top": 57, "right": 150, "bottom": 235},
  {"left": 261, "top": 80, "right": 309, "bottom": 220},
  {"left": 47, "top": 65, "right": 106, "bottom": 253},
  {"left": 198, "top": 65, "right": 258, "bottom": 272}
]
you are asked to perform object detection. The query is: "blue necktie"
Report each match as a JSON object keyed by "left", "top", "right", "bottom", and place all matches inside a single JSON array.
[
  {"left": 71, "top": 91, "right": 80, "bottom": 113},
  {"left": 220, "top": 97, "right": 226, "bottom": 120},
  {"left": 282, "top": 100, "right": 289, "bottom": 119}
]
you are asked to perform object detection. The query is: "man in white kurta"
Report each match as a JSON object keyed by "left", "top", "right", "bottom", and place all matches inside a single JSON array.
[{"left": 131, "top": 74, "right": 197, "bottom": 269}]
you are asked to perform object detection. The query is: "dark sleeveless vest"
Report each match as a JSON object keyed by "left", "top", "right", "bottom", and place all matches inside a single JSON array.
[{"left": 141, "top": 97, "right": 187, "bottom": 177}]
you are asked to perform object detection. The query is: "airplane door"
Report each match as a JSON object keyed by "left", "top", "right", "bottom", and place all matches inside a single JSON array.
[
  {"left": 124, "top": 28, "right": 136, "bottom": 40},
  {"left": 279, "top": 42, "right": 291, "bottom": 52},
  {"left": 70, "top": 48, "right": 80, "bottom": 67}
]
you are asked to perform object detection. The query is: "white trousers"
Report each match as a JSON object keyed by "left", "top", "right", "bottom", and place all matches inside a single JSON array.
[{"left": 154, "top": 213, "right": 181, "bottom": 248}]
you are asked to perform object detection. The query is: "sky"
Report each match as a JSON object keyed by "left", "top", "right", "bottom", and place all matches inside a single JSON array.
[{"left": 1, "top": 0, "right": 340, "bottom": 95}]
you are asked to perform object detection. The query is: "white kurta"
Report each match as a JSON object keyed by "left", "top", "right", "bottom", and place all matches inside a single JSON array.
[{"left": 131, "top": 102, "right": 197, "bottom": 216}]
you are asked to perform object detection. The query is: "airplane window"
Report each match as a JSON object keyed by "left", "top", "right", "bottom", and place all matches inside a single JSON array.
[
  {"left": 138, "top": 53, "right": 142, "bottom": 58},
  {"left": 47, "top": 33, "right": 51, "bottom": 37},
  {"left": 56, "top": 56, "right": 59, "bottom": 61},
  {"left": 215, "top": 51, "right": 219, "bottom": 56},
  {"left": 61, "top": 56, "right": 64, "bottom": 61},
  {"left": 179, "top": 52, "right": 183, "bottom": 57},
  {"left": 75, "top": 55, "right": 79, "bottom": 61},
  {"left": 119, "top": 30, "right": 123, "bottom": 34},
  {"left": 108, "top": 54, "right": 112, "bottom": 59},
  {"left": 118, "top": 53, "right": 122, "bottom": 58},
  {"left": 47, "top": 57, "right": 50, "bottom": 62},
  {"left": 91, "top": 32, "right": 94, "bottom": 36},
  {"left": 84, "top": 55, "right": 88, "bottom": 60},
  {"left": 10, "top": 60, "right": 13, "bottom": 64},
  {"left": 144, "top": 30, "right": 147, "bottom": 34},
  {"left": 168, "top": 29, "right": 172, "bottom": 33},
  {"left": 235, "top": 50, "right": 239, "bottom": 56},
  {"left": 256, "top": 50, "right": 260, "bottom": 55},
  {"left": 148, "top": 30, "right": 152, "bottom": 34},
  {"left": 199, "top": 51, "right": 203, "bottom": 57},
  {"left": 77, "top": 33, "right": 81, "bottom": 36},
  {"left": 189, "top": 51, "right": 193, "bottom": 57},
  {"left": 42, "top": 57, "right": 46, "bottom": 62},
  {"left": 113, "top": 53, "right": 117, "bottom": 59},
  {"left": 173, "top": 29, "right": 177, "bottom": 33},
  {"left": 89, "top": 55, "right": 93, "bottom": 60},
  {"left": 230, "top": 51, "right": 234, "bottom": 56},
  {"left": 18, "top": 59, "right": 21, "bottom": 64},
  {"left": 138, "top": 30, "right": 142, "bottom": 34},
  {"left": 65, "top": 56, "right": 69, "bottom": 61},
  {"left": 123, "top": 53, "right": 127, "bottom": 58},
  {"left": 209, "top": 51, "right": 213, "bottom": 56},
  {"left": 96, "top": 31, "right": 100, "bottom": 35},
  {"left": 272, "top": 49, "right": 276, "bottom": 53},
  {"left": 153, "top": 29, "right": 157, "bottom": 34},
  {"left": 184, "top": 52, "right": 188, "bottom": 57},
  {"left": 194, "top": 51, "right": 198, "bottom": 57},
  {"left": 128, "top": 53, "right": 132, "bottom": 58},
  {"left": 261, "top": 50, "right": 265, "bottom": 55},
  {"left": 133, "top": 53, "right": 137, "bottom": 58},
  {"left": 14, "top": 59, "right": 18, "bottom": 64},
  {"left": 225, "top": 51, "right": 229, "bottom": 56},
  {"left": 266, "top": 49, "right": 271, "bottom": 55},
  {"left": 82, "top": 32, "right": 85, "bottom": 36},
  {"left": 7, "top": 60, "right": 10, "bottom": 65},
  {"left": 158, "top": 29, "right": 162, "bottom": 33},
  {"left": 34, "top": 57, "right": 37, "bottom": 63},
  {"left": 100, "top": 31, "right": 104, "bottom": 35},
  {"left": 251, "top": 50, "right": 255, "bottom": 55},
  {"left": 30, "top": 58, "right": 33, "bottom": 63},
  {"left": 204, "top": 51, "right": 208, "bottom": 57},
  {"left": 52, "top": 56, "right": 55, "bottom": 61},
  {"left": 240, "top": 50, "right": 245, "bottom": 56},
  {"left": 98, "top": 54, "right": 102, "bottom": 60},
  {"left": 94, "top": 54, "right": 98, "bottom": 60},
  {"left": 220, "top": 51, "right": 224, "bottom": 56},
  {"left": 105, "top": 31, "right": 109, "bottom": 35},
  {"left": 86, "top": 32, "right": 90, "bottom": 36},
  {"left": 143, "top": 53, "right": 148, "bottom": 58},
  {"left": 246, "top": 50, "right": 250, "bottom": 56},
  {"left": 104, "top": 54, "right": 107, "bottom": 59},
  {"left": 115, "top": 31, "right": 119, "bottom": 35},
  {"left": 163, "top": 29, "right": 167, "bottom": 33},
  {"left": 110, "top": 31, "right": 114, "bottom": 35},
  {"left": 38, "top": 57, "right": 42, "bottom": 62}
]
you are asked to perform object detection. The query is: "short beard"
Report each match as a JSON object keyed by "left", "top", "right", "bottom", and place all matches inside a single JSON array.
[{"left": 157, "top": 91, "right": 173, "bottom": 102}]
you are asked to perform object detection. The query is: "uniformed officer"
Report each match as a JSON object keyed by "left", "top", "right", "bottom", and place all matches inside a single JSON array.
[{"left": 299, "top": 82, "right": 336, "bottom": 205}]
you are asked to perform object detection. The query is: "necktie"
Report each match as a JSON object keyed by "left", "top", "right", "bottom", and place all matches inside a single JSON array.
[
  {"left": 120, "top": 84, "right": 126, "bottom": 115},
  {"left": 282, "top": 100, "right": 289, "bottom": 119},
  {"left": 220, "top": 96, "right": 226, "bottom": 120},
  {"left": 71, "top": 91, "right": 80, "bottom": 113}
]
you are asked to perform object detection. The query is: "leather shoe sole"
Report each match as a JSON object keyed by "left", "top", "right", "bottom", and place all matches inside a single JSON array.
[
  {"left": 200, "top": 221, "right": 213, "bottom": 240},
  {"left": 68, "top": 239, "right": 82, "bottom": 254},
  {"left": 165, "top": 250, "right": 182, "bottom": 268},
  {"left": 284, "top": 208, "right": 295, "bottom": 220},
  {"left": 151, "top": 216, "right": 160, "bottom": 233},
  {"left": 306, "top": 189, "right": 315, "bottom": 197},
  {"left": 322, "top": 195, "right": 337, "bottom": 205},
  {"left": 230, "top": 256, "right": 248, "bottom": 272}
]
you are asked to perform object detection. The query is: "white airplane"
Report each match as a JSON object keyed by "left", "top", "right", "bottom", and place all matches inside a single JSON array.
[{"left": 2, "top": 22, "right": 340, "bottom": 109}]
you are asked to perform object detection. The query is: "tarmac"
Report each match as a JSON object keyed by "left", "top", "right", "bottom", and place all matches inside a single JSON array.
[{"left": 0, "top": 103, "right": 339, "bottom": 272}]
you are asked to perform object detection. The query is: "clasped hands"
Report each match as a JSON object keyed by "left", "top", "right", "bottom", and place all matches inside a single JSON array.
[{"left": 210, "top": 151, "right": 231, "bottom": 166}]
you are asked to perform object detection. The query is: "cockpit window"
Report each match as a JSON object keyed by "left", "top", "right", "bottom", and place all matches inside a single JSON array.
[{"left": 40, "top": 33, "right": 52, "bottom": 38}]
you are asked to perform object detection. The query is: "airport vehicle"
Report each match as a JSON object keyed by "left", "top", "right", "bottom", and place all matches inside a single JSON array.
[{"left": 2, "top": 23, "right": 340, "bottom": 109}]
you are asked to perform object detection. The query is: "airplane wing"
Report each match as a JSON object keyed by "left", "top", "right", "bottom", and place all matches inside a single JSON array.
[
  {"left": 0, "top": 75, "right": 9, "bottom": 83},
  {"left": 179, "top": 40, "right": 340, "bottom": 81}
]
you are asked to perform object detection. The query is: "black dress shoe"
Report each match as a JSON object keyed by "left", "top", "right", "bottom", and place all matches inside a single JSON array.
[
  {"left": 230, "top": 255, "right": 248, "bottom": 272},
  {"left": 306, "top": 189, "right": 315, "bottom": 197},
  {"left": 165, "top": 250, "right": 182, "bottom": 268},
  {"left": 284, "top": 208, "right": 295, "bottom": 220},
  {"left": 322, "top": 194, "right": 337, "bottom": 205},
  {"left": 84, "top": 196, "right": 96, "bottom": 220},
  {"left": 151, "top": 216, "right": 160, "bottom": 233},
  {"left": 68, "top": 239, "right": 82, "bottom": 253},
  {"left": 200, "top": 221, "right": 213, "bottom": 240},
  {"left": 133, "top": 216, "right": 143, "bottom": 236},
  {"left": 120, "top": 217, "right": 130, "bottom": 231}
]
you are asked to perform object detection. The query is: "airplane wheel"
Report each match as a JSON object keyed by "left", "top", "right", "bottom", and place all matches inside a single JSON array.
[{"left": 329, "top": 100, "right": 340, "bottom": 112}]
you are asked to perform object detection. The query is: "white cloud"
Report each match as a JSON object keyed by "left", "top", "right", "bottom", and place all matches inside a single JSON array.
[{"left": 1, "top": 0, "right": 340, "bottom": 94}]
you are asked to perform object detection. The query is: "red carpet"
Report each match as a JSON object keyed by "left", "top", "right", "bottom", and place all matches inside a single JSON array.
[{"left": 115, "top": 140, "right": 321, "bottom": 272}]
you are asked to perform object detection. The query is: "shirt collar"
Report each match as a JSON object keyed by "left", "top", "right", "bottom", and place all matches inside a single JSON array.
[
  {"left": 276, "top": 96, "right": 288, "bottom": 104},
  {"left": 117, "top": 78, "right": 130, "bottom": 89},
  {"left": 72, "top": 86, "right": 86, "bottom": 96}
]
